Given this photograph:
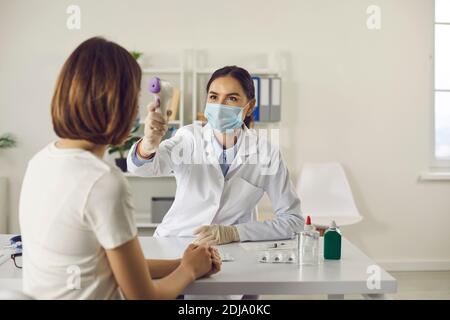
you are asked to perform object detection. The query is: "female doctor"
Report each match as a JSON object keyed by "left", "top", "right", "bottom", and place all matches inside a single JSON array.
[{"left": 127, "top": 66, "right": 303, "bottom": 245}]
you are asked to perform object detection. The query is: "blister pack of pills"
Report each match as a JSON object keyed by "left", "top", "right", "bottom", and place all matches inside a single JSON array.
[{"left": 257, "top": 250, "right": 297, "bottom": 264}]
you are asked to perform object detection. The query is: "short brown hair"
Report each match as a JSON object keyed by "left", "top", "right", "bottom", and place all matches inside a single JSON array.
[{"left": 51, "top": 37, "right": 141, "bottom": 145}]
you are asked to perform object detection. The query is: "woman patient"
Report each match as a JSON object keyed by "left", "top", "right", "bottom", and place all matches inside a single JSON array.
[{"left": 18, "top": 37, "right": 221, "bottom": 299}]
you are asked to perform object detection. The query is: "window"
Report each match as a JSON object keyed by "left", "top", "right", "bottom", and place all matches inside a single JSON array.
[{"left": 434, "top": 0, "right": 450, "bottom": 164}]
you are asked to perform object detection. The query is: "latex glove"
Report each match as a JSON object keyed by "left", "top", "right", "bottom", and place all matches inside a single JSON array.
[
  {"left": 193, "top": 224, "right": 240, "bottom": 245},
  {"left": 138, "top": 99, "right": 168, "bottom": 158}
]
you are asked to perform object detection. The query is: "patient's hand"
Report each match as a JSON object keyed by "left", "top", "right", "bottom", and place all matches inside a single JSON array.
[{"left": 204, "top": 247, "right": 222, "bottom": 277}]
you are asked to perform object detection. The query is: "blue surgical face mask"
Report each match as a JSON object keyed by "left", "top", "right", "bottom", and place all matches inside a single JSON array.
[{"left": 204, "top": 103, "right": 246, "bottom": 132}]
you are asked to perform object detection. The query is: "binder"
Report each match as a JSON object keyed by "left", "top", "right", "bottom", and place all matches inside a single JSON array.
[
  {"left": 252, "top": 76, "right": 260, "bottom": 121},
  {"left": 168, "top": 87, "right": 180, "bottom": 121},
  {"left": 270, "top": 77, "right": 281, "bottom": 122},
  {"left": 259, "top": 77, "right": 271, "bottom": 122}
]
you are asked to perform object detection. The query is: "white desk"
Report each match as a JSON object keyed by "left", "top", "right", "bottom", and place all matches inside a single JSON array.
[{"left": 0, "top": 234, "right": 397, "bottom": 299}]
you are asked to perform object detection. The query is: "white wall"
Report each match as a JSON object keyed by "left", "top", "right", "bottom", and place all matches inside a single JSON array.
[{"left": 1, "top": 0, "right": 449, "bottom": 270}]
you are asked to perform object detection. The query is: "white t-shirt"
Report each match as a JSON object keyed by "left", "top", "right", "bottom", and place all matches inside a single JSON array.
[{"left": 19, "top": 142, "right": 137, "bottom": 299}]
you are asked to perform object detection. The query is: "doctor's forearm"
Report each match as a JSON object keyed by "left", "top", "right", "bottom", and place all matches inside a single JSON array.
[
  {"left": 137, "top": 139, "right": 156, "bottom": 160},
  {"left": 146, "top": 259, "right": 181, "bottom": 279},
  {"left": 126, "top": 141, "right": 159, "bottom": 176},
  {"left": 235, "top": 214, "right": 303, "bottom": 241}
]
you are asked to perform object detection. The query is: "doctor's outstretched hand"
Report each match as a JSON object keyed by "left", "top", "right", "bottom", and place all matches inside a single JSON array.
[
  {"left": 193, "top": 224, "right": 240, "bottom": 245},
  {"left": 138, "top": 100, "right": 168, "bottom": 158}
]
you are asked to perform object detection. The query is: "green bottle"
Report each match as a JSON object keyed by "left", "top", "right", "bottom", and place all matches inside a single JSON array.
[{"left": 323, "top": 220, "right": 341, "bottom": 260}]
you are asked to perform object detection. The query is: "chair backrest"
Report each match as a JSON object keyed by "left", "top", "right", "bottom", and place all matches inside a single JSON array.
[{"left": 297, "top": 162, "right": 362, "bottom": 227}]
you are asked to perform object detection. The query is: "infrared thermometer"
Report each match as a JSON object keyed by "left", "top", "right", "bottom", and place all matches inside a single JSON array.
[{"left": 149, "top": 77, "right": 174, "bottom": 120}]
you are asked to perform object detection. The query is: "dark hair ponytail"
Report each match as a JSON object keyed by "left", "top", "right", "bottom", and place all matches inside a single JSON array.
[{"left": 206, "top": 66, "right": 255, "bottom": 128}]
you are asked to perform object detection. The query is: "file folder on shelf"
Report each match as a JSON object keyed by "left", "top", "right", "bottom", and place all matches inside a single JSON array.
[
  {"left": 269, "top": 77, "right": 281, "bottom": 122},
  {"left": 259, "top": 77, "right": 271, "bottom": 122},
  {"left": 252, "top": 76, "right": 261, "bottom": 121}
]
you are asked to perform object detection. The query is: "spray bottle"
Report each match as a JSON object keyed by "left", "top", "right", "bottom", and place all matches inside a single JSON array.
[
  {"left": 323, "top": 220, "right": 342, "bottom": 260},
  {"left": 298, "top": 216, "right": 320, "bottom": 265}
]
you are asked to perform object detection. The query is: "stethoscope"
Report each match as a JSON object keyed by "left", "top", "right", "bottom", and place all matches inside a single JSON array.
[
  {"left": 3, "top": 235, "right": 22, "bottom": 252},
  {"left": 0, "top": 235, "right": 22, "bottom": 266}
]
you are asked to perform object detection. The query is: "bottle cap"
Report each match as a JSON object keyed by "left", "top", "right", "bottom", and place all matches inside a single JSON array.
[
  {"left": 329, "top": 220, "right": 337, "bottom": 229},
  {"left": 304, "top": 215, "right": 313, "bottom": 231},
  {"left": 306, "top": 216, "right": 311, "bottom": 225}
]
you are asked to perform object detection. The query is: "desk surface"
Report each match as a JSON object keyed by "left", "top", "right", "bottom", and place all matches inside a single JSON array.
[{"left": 0, "top": 234, "right": 397, "bottom": 296}]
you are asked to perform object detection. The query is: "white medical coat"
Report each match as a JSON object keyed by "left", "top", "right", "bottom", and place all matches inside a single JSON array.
[{"left": 127, "top": 123, "right": 303, "bottom": 241}]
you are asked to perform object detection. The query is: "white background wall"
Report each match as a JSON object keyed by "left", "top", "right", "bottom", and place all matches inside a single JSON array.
[{"left": 0, "top": 0, "right": 449, "bottom": 269}]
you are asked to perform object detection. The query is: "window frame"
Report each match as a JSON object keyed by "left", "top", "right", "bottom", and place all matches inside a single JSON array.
[{"left": 432, "top": 0, "right": 450, "bottom": 169}]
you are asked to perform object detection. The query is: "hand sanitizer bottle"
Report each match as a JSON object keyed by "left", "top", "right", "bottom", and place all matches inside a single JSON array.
[
  {"left": 298, "top": 216, "right": 320, "bottom": 265},
  {"left": 323, "top": 220, "right": 342, "bottom": 260}
]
